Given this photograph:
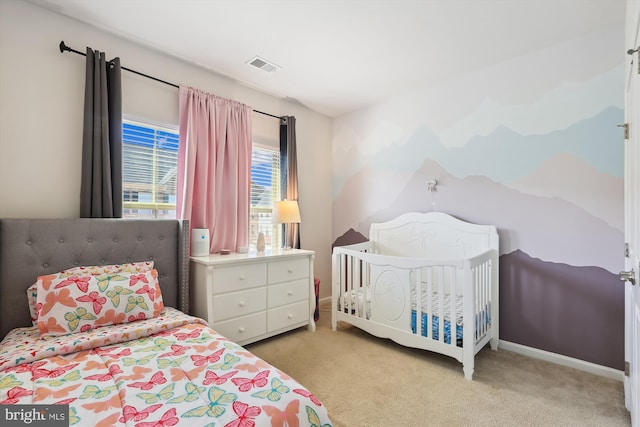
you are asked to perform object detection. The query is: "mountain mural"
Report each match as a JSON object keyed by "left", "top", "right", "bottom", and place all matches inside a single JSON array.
[
  {"left": 333, "top": 106, "right": 623, "bottom": 198},
  {"left": 332, "top": 165, "right": 414, "bottom": 238},
  {"left": 332, "top": 228, "right": 367, "bottom": 248},
  {"left": 499, "top": 249, "right": 623, "bottom": 370},
  {"left": 335, "top": 158, "right": 623, "bottom": 273},
  {"left": 333, "top": 150, "right": 623, "bottom": 239},
  {"left": 331, "top": 29, "right": 623, "bottom": 371},
  {"left": 507, "top": 152, "right": 623, "bottom": 231}
]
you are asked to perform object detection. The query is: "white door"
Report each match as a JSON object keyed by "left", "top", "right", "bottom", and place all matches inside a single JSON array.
[{"left": 624, "top": 1, "right": 640, "bottom": 423}]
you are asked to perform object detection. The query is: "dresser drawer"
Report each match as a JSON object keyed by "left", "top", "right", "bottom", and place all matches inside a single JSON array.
[
  {"left": 213, "top": 262, "right": 266, "bottom": 293},
  {"left": 213, "top": 287, "right": 266, "bottom": 322},
  {"left": 268, "top": 257, "right": 309, "bottom": 284},
  {"left": 213, "top": 311, "right": 266, "bottom": 343},
  {"left": 268, "top": 278, "right": 309, "bottom": 309},
  {"left": 267, "top": 300, "right": 309, "bottom": 333}
]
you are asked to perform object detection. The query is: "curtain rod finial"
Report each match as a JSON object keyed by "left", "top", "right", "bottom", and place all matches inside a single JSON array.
[{"left": 59, "top": 40, "right": 68, "bottom": 53}]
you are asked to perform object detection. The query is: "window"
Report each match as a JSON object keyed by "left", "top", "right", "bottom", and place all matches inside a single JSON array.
[
  {"left": 122, "top": 120, "right": 281, "bottom": 250},
  {"left": 250, "top": 145, "right": 281, "bottom": 250},
  {"left": 122, "top": 120, "right": 178, "bottom": 219}
]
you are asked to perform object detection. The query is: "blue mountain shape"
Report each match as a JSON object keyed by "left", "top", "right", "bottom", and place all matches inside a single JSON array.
[{"left": 367, "top": 106, "right": 623, "bottom": 183}]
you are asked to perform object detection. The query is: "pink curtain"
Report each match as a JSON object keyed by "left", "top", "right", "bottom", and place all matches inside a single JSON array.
[{"left": 177, "top": 86, "right": 252, "bottom": 254}]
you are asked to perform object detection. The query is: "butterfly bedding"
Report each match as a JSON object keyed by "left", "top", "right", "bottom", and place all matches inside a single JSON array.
[
  {"left": 0, "top": 219, "right": 332, "bottom": 425},
  {"left": 0, "top": 307, "right": 333, "bottom": 426}
]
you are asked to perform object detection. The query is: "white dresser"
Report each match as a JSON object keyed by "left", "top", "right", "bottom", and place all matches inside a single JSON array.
[{"left": 190, "top": 249, "right": 316, "bottom": 345}]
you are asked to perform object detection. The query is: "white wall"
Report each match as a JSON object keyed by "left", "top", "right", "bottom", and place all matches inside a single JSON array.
[{"left": 0, "top": 0, "right": 333, "bottom": 300}]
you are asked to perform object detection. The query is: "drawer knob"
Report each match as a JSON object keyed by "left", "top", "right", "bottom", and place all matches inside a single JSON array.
[
  {"left": 239, "top": 301, "right": 246, "bottom": 307},
  {"left": 239, "top": 274, "right": 246, "bottom": 280},
  {"left": 238, "top": 327, "right": 245, "bottom": 333},
  {"left": 287, "top": 291, "right": 293, "bottom": 296},
  {"left": 287, "top": 314, "right": 293, "bottom": 319},
  {"left": 288, "top": 268, "right": 294, "bottom": 273}
]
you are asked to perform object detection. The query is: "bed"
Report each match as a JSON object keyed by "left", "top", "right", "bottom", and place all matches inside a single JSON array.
[
  {"left": 331, "top": 212, "right": 499, "bottom": 380},
  {"left": 0, "top": 218, "right": 332, "bottom": 426}
]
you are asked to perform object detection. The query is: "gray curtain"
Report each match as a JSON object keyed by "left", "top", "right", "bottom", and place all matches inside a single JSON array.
[
  {"left": 280, "top": 116, "right": 300, "bottom": 249},
  {"left": 80, "top": 48, "right": 123, "bottom": 218}
]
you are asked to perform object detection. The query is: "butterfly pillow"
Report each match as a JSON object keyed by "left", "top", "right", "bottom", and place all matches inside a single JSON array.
[
  {"left": 35, "top": 269, "right": 164, "bottom": 337},
  {"left": 62, "top": 261, "right": 154, "bottom": 276},
  {"left": 26, "top": 261, "right": 154, "bottom": 326}
]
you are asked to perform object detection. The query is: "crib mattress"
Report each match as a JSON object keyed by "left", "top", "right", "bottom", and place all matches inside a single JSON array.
[{"left": 339, "top": 287, "right": 489, "bottom": 346}]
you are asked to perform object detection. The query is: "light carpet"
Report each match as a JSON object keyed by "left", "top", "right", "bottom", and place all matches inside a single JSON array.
[{"left": 246, "top": 306, "right": 630, "bottom": 427}]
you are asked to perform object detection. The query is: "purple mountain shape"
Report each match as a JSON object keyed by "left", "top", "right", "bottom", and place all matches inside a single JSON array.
[
  {"left": 347, "top": 158, "right": 623, "bottom": 273},
  {"left": 332, "top": 228, "right": 367, "bottom": 249},
  {"left": 500, "top": 249, "right": 623, "bottom": 370}
]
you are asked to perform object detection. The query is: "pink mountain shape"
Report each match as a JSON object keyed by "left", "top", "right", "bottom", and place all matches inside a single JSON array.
[{"left": 508, "top": 152, "right": 623, "bottom": 231}]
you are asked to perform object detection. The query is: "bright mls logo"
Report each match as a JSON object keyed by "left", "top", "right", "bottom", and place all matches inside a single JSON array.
[{"left": 1, "top": 405, "right": 68, "bottom": 426}]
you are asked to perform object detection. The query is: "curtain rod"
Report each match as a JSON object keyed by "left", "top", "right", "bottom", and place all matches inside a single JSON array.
[{"left": 59, "top": 41, "right": 282, "bottom": 120}]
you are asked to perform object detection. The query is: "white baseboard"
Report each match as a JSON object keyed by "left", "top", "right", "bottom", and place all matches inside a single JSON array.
[
  {"left": 499, "top": 340, "right": 624, "bottom": 382},
  {"left": 318, "top": 296, "right": 332, "bottom": 308}
]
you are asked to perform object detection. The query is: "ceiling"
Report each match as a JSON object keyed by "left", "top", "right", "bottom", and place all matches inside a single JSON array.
[{"left": 28, "top": 0, "right": 625, "bottom": 117}]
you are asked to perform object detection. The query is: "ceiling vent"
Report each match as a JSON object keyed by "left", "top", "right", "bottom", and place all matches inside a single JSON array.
[{"left": 247, "top": 56, "right": 280, "bottom": 73}]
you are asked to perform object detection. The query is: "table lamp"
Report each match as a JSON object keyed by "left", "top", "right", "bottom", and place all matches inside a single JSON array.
[{"left": 272, "top": 199, "right": 301, "bottom": 249}]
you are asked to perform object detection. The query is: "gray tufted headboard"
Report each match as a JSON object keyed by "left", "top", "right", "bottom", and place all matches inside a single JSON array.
[{"left": 0, "top": 218, "right": 190, "bottom": 338}]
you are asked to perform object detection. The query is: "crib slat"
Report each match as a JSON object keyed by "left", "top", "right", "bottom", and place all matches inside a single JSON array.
[
  {"left": 451, "top": 265, "right": 457, "bottom": 347},
  {"left": 347, "top": 254, "right": 352, "bottom": 314},
  {"left": 340, "top": 253, "right": 345, "bottom": 314},
  {"left": 415, "top": 267, "right": 422, "bottom": 338},
  {"left": 476, "top": 263, "right": 482, "bottom": 340},
  {"left": 481, "top": 263, "right": 485, "bottom": 339},
  {"left": 484, "top": 260, "right": 489, "bottom": 336},
  {"left": 474, "top": 264, "right": 479, "bottom": 341},
  {"left": 438, "top": 266, "right": 444, "bottom": 344},
  {"left": 483, "top": 261, "right": 489, "bottom": 336},
  {"left": 356, "top": 255, "right": 361, "bottom": 318},
  {"left": 427, "top": 266, "right": 432, "bottom": 340},
  {"left": 485, "top": 260, "right": 490, "bottom": 334},
  {"left": 450, "top": 266, "right": 456, "bottom": 346}
]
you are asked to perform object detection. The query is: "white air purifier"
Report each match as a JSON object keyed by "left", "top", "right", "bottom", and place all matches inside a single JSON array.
[{"left": 191, "top": 228, "right": 210, "bottom": 257}]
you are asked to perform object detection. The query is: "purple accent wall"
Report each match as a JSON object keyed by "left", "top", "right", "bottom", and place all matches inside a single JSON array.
[{"left": 500, "top": 250, "right": 624, "bottom": 370}]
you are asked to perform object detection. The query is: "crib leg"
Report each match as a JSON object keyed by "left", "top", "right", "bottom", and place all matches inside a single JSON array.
[
  {"left": 490, "top": 337, "right": 499, "bottom": 351},
  {"left": 463, "top": 348, "right": 474, "bottom": 380},
  {"left": 463, "top": 363, "right": 474, "bottom": 380}
]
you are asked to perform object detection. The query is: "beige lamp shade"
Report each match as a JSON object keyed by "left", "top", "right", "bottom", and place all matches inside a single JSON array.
[{"left": 272, "top": 200, "right": 301, "bottom": 224}]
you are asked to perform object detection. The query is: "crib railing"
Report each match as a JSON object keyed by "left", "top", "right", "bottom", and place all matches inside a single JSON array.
[{"left": 332, "top": 243, "right": 497, "bottom": 349}]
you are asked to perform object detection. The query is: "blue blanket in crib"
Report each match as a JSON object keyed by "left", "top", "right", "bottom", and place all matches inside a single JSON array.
[
  {"left": 410, "top": 311, "right": 463, "bottom": 346},
  {"left": 410, "top": 309, "right": 490, "bottom": 347}
]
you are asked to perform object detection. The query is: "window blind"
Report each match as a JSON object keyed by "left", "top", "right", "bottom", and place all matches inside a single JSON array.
[
  {"left": 122, "top": 120, "right": 178, "bottom": 219},
  {"left": 250, "top": 146, "right": 281, "bottom": 249}
]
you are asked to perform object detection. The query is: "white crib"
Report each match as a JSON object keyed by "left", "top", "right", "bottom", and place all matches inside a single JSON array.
[{"left": 331, "top": 212, "right": 499, "bottom": 380}]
